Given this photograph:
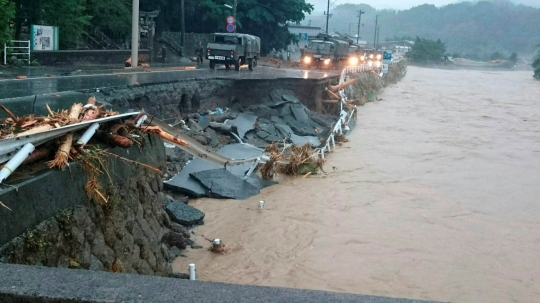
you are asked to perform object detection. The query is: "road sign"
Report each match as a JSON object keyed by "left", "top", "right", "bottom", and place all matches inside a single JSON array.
[
  {"left": 226, "top": 16, "right": 235, "bottom": 24},
  {"left": 226, "top": 24, "right": 235, "bottom": 33},
  {"left": 381, "top": 60, "right": 390, "bottom": 75}
]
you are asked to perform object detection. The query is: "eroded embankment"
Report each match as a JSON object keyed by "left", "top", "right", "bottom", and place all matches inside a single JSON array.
[{"left": 0, "top": 73, "right": 352, "bottom": 278}]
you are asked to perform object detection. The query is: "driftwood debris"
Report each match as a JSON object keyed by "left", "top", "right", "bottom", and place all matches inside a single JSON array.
[{"left": 329, "top": 78, "right": 357, "bottom": 93}]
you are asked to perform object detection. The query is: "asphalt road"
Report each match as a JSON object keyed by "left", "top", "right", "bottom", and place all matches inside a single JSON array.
[
  {"left": 0, "top": 263, "right": 443, "bottom": 303},
  {"left": 0, "top": 66, "right": 336, "bottom": 100}
]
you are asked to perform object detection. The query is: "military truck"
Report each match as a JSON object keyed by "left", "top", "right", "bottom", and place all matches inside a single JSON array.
[
  {"left": 206, "top": 33, "right": 261, "bottom": 71},
  {"left": 301, "top": 33, "right": 349, "bottom": 69}
]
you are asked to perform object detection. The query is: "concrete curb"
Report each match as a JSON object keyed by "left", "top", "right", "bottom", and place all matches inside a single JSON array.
[{"left": 0, "top": 263, "right": 444, "bottom": 303}]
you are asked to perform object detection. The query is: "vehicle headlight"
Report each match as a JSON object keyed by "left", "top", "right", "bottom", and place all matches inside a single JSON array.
[
  {"left": 303, "top": 57, "right": 311, "bottom": 64},
  {"left": 376, "top": 54, "right": 382, "bottom": 60},
  {"left": 368, "top": 61, "right": 373, "bottom": 67},
  {"left": 324, "top": 59, "right": 331, "bottom": 65},
  {"left": 349, "top": 57, "right": 359, "bottom": 65},
  {"left": 375, "top": 61, "right": 381, "bottom": 67},
  {"left": 360, "top": 56, "right": 365, "bottom": 61},
  {"left": 369, "top": 54, "right": 374, "bottom": 59}
]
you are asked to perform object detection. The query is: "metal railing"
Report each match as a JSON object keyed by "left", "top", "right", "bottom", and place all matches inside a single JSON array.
[
  {"left": 314, "top": 63, "right": 381, "bottom": 160},
  {"left": 3, "top": 40, "right": 30, "bottom": 65}
]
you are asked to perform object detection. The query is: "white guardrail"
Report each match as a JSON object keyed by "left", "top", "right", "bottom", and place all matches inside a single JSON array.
[
  {"left": 313, "top": 63, "right": 381, "bottom": 160},
  {"left": 3, "top": 40, "right": 31, "bottom": 65}
]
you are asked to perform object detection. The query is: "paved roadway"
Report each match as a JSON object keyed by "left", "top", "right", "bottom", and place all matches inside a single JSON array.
[
  {"left": 0, "top": 66, "right": 336, "bottom": 100},
  {"left": 0, "top": 263, "right": 442, "bottom": 303}
]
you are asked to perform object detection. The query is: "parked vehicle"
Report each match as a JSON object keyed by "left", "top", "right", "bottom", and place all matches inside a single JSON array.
[
  {"left": 301, "top": 33, "right": 349, "bottom": 69},
  {"left": 206, "top": 33, "right": 261, "bottom": 71}
]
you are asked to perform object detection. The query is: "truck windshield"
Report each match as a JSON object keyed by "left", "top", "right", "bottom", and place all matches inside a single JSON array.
[
  {"left": 214, "top": 36, "right": 237, "bottom": 44},
  {"left": 307, "top": 42, "right": 332, "bottom": 50}
]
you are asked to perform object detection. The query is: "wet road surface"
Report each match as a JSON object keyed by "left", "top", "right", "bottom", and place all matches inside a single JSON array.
[{"left": 0, "top": 66, "right": 335, "bottom": 100}]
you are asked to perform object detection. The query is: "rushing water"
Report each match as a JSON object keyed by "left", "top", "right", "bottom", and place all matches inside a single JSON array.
[{"left": 174, "top": 66, "right": 540, "bottom": 302}]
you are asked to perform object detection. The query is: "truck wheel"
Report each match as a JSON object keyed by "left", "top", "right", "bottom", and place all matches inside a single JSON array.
[
  {"left": 234, "top": 58, "right": 241, "bottom": 71},
  {"left": 209, "top": 60, "right": 215, "bottom": 69},
  {"left": 248, "top": 58, "right": 254, "bottom": 71},
  {"left": 225, "top": 63, "right": 231, "bottom": 70}
]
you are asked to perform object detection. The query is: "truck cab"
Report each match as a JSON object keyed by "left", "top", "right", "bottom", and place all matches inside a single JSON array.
[
  {"left": 206, "top": 33, "right": 261, "bottom": 71},
  {"left": 301, "top": 36, "right": 349, "bottom": 69}
]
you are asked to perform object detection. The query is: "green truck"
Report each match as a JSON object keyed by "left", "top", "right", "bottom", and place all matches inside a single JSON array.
[
  {"left": 206, "top": 33, "right": 261, "bottom": 71},
  {"left": 301, "top": 33, "right": 350, "bottom": 69}
]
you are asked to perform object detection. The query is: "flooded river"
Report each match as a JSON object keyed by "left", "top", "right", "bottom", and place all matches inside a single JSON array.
[{"left": 174, "top": 66, "right": 540, "bottom": 302}]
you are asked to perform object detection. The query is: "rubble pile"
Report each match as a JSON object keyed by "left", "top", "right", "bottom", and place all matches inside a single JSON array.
[{"left": 163, "top": 89, "right": 337, "bottom": 200}]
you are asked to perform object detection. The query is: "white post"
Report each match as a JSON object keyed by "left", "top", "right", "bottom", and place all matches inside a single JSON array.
[
  {"left": 0, "top": 143, "right": 35, "bottom": 184},
  {"left": 189, "top": 263, "right": 196, "bottom": 280},
  {"left": 3, "top": 43, "right": 6, "bottom": 65},
  {"left": 131, "top": 0, "right": 140, "bottom": 67},
  {"left": 259, "top": 200, "right": 264, "bottom": 209}
]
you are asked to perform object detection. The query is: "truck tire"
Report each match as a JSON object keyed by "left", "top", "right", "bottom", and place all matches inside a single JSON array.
[
  {"left": 209, "top": 60, "right": 215, "bottom": 69},
  {"left": 234, "top": 58, "right": 241, "bottom": 71},
  {"left": 248, "top": 58, "right": 254, "bottom": 71},
  {"left": 225, "top": 63, "right": 231, "bottom": 70},
  {"left": 254, "top": 58, "right": 258, "bottom": 67}
]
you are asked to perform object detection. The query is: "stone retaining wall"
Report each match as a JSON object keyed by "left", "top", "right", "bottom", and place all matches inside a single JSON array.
[{"left": 0, "top": 135, "right": 187, "bottom": 276}]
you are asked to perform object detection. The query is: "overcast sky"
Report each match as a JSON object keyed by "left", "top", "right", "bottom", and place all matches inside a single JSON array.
[{"left": 310, "top": 0, "right": 540, "bottom": 11}]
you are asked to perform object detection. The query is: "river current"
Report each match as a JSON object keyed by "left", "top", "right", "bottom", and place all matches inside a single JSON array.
[{"left": 174, "top": 66, "right": 540, "bottom": 302}]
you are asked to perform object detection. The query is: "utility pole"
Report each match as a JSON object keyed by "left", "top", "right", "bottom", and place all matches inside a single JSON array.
[
  {"left": 356, "top": 10, "right": 364, "bottom": 44},
  {"left": 376, "top": 25, "right": 380, "bottom": 48},
  {"left": 180, "top": 0, "right": 185, "bottom": 46},
  {"left": 131, "top": 0, "right": 139, "bottom": 67},
  {"left": 373, "top": 14, "right": 378, "bottom": 49},
  {"left": 325, "top": 0, "right": 330, "bottom": 33},
  {"left": 233, "top": 0, "right": 237, "bottom": 32}
]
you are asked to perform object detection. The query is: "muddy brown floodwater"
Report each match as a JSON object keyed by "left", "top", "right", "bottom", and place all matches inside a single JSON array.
[{"left": 174, "top": 66, "right": 540, "bottom": 302}]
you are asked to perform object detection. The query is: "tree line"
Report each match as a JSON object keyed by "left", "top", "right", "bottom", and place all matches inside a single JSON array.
[
  {"left": 313, "top": 0, "right": 540, "bottom": 58},
  {"left": 0, "top": 0, "right": 313, "bottom": 53}
]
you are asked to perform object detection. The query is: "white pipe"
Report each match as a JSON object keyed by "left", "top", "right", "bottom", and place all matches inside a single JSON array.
[
  {"left": 189, "top": 263, "right": 196, "bottom": 280},
  {"left": 77, "top": 123, "right": 100, "bottom": 146},
  {"left": 135, "top": 115, "right": 147, "bottom": 128},
  {"left": 259, "top": 200, "right": 264, "bottom": 209},
  {"left": 0, "top": 143, "right": 35, "bottom": 184},
  {"left": 213, "top": 239, "right": 221, "bottom": 245}
]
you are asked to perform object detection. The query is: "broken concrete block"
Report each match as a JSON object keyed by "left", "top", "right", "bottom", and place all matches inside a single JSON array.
[
  {"left": 190, "top": 169, "right": 260, "bottom": 200},
  {"left": 165, "top": 201, "right": 205, "bottom": 227}
]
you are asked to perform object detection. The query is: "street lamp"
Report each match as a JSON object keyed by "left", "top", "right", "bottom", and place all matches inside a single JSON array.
[{"left": 224, "top": 4, "right": 233, "bottom": 9}]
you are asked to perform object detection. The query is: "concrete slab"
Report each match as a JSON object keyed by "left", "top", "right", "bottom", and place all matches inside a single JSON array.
[
  {"left": 164, "top": 143, "right": 271, "bottom": 198},
  {"left": 275, "top": 124, "right": 321, "bottom": 147},
  {"left": 225, "top": 113, "right": 258, "bottom": 139},
  {"left": 190, "top": 169, "right": 261, "bottom": 200}
]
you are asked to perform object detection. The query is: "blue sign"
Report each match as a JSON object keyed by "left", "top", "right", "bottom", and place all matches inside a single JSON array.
[
  {"left": 383, "top": 51, "right": 392, "bottom": 60},
  {"left": 297, "top": 33, "right": 309, "bottom": 41},
  {"left": 226, "top": 24, "right": 235, "bottom": 33}
]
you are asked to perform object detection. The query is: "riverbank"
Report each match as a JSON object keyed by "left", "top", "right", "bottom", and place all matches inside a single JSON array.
[{"left": 173, "top": 66, "right": 540, "bottom": 303}]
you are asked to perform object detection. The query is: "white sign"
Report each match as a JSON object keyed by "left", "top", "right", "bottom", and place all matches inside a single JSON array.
[
  {"left": 382, "top": 64, "right": 389, "bottom": 74},
  {"left": 31, "top": 25, "right": 59, "bottom": 50}
]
